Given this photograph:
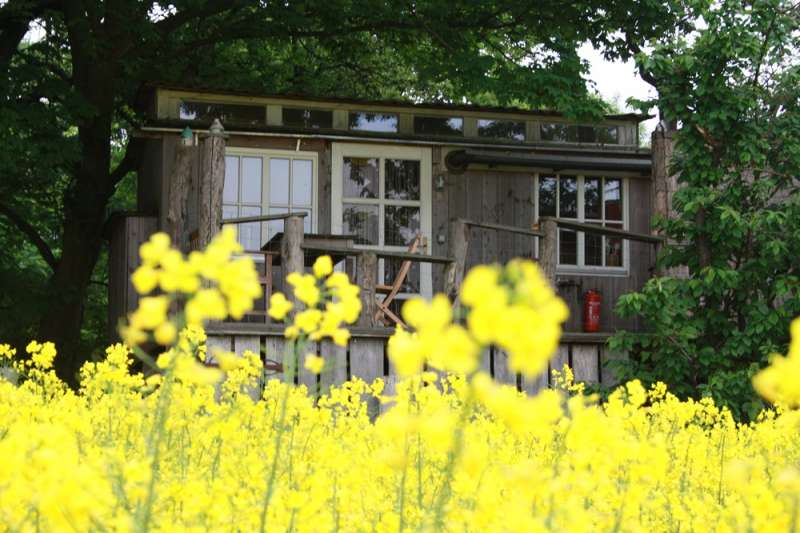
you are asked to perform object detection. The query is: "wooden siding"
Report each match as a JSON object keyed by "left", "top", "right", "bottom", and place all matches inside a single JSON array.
[
  {"left": 206, "top": 328, "right": 622, "bottom": 410},
  {"left": 107, "top": 215, "right": 158, "bottom": 340}
]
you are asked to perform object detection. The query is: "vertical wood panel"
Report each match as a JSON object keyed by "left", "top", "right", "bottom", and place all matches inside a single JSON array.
[
  {"left": 264, "top": 336, "right": 290, "bottom": 383},
  {"left": 349, "top": 338, "right": 385, "bottom": 384},
  {"left": 318, "top": 142, "right": 332, "bottom": 234},
  {"left": 431, "top": 147, "right": 448, "bottom": 292},
  {"left": 512, "top": 174, "right": 535, "bottom": 259},
  {"left": 465, "top": 174, "right": 483, "bottom": 269},
  {"left": 549, "top": 345, "right": 570, "bottom": 386},
  {"left": 497, "top": 176, "right": 514, "bottom": 264},
  {"left": 479, "top": 347, "right": 491, "bottom": 375},
  {"left": 206, "top": 335, "right": 233, "bottom": 362},
  {"left": 297, "top": 341, "right": 320, "bottom": 398},
  {"left": 572, "top": 344, "right": 600, "bottom": 384},
  {"left": 319, "top": 340, "right": 348, "bottom": 391},
  {"left": 480, "top": 174, "right": 498, "bottom": 264},
  {"left": 492, "top": 346, "right": 516, "bottom": 387},
  {"left": 520, "top": 370, "right": 548, "bottom": 396}
]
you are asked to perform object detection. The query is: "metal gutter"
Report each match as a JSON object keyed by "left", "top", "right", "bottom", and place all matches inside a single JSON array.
[{"left": 445, "top": 149, "right": 652, "bottom": 174}]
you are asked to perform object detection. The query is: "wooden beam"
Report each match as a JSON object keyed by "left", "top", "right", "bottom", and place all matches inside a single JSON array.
[
  {"left": 459, "top": 218, "right": 543, "bottom": 238},
  {"left": 443, "top": 219, "right": 470, "bottom": 303},
  {"left": 541, "top": 217, "right": 664, "bottom": 245},
  {"left": 220, "top": 212, "right": 308, "bottom": 226},
  {"left": 357, "top": 251, "right": 377, "bottom": 327},
  {"left": 539, "top": 218, "right": 558, "bottom": 289},
  {"left": 166, "top": 144, "right": 195, "bottom": 249}
]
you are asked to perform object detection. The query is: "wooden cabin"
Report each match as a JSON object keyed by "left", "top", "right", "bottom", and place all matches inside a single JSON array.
[{"left": 110, "top": 84, "right": 668, "bottom": 395}]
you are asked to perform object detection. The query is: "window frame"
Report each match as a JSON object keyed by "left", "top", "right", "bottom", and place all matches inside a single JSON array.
[
  {"left": 223, "top": 148, "right": 319, "bottom": 255},
  {"left": 533, "top": 173, "right": 629, "bottom": 276},
  {"left": 331, "top": 143, "right": 432, "bottom": 297}
]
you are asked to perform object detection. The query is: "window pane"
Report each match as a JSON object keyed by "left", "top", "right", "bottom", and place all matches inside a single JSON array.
[
  {"left": 578, "top": 126, "right": 596, "bottom": 143},
  {"left": 559, "top": 176, "right": 577, "bottom": 218},
  {"left": 604, "top": 179, "right": 623, "bottom": 221},
  {"left": 224, "top": 156, "right": 239, "bottom": 203},
  {"left": 385, "top": 159, "right": 420, "bottom": 200},
  {"left": 606, "top": 223, "right": 624, "bottom": 267},
  {"left": 241, "top": 157, "right": 262, "bottom": 203},
  {"left": 538, "top": 176, "right": 557, "bottom": 217},
  {"left": 179, "top": 101, "right": 264, "bottom": 125},
  {"left": 292, "top": 160, "right": 313, "bottom": 206},
  {"left": 584, "top": 225, "right": 603, "bottom": 266},
  {"left": 348, "top": 112, "right": 398, "bottom": 133},
  {"left": 343, "top": 204, "right": 379, "bottom": 245},
  {"left": 477, "top": 119, "right": 525, "bottom": 141},
  {"left": 559, "top": 229, "right": 577, "bottom": 265},
  {"left": 239, "top": 206, "right": 262, "bottom": 251},
  {"left": 282, "top": 107, "right": 333, "bottom": 129},
  {"left": 597, "top": 126, "right": 619, "bottom": 144},
  {"left": 584, "top": 177, "right": 602, "bottom": 219},
  {"left": 222, "top": 204, "right": 238, "bottom": 220},
  {"left": 383, "top": 259, "right": 420, "bottom": 293},
  {"left": 269, "top": 158, "right": 290, "bottom": 204},
  {"left": 266, "top": 207, "right": 287, "bottom": 243},
  {"left": 540, "top": 123, "right": 568, "bottom": 142},
  {"left": 384, "top": 206, "right": 420, "bottom": 246},
  {"left": 413, "top": 116, "right": 463, "bottom": 136},
  {"left": 343, "top": 157, "right": 378, "bottom": 198}
]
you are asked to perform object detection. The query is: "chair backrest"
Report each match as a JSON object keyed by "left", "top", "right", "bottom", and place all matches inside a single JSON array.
[{"left": 384, "top": 233, "right": 423, "bottom": 301}]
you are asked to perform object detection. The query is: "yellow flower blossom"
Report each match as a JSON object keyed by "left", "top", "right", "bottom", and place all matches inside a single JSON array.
[
  {"left": 304, "top": 354, "right": 325, "bottom": 375},
  {"left": 268, "top": 293, "right": 293, "bottom": 320},
  {"left": 313, "top": 255, "right": 333, "bottom": 278}
]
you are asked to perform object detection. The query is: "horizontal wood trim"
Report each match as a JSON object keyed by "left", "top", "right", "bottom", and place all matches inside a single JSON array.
[
  {"left": 540, "top": 217, "right": 663, "bottom": 245},
  {"left": 561, "top": 331, "right": 613, "bottom": 344},
  {"left": 459, "top": 218, "right": 544, "bottom": 238},
  {"left": 206, "top": 321, "right": 396, "bottom": 338},
  {"left": 220, "top": 212, "right": 307, "bottom": 226}
]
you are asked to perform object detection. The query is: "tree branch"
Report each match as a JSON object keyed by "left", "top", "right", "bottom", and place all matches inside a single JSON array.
[{"left": 0, "top": 200, "right": 58, "bottom": 270}]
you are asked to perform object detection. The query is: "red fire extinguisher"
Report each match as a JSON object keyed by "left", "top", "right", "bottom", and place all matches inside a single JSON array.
[{"left": 583, "top": 289, "right": 602, "bottom": 333}]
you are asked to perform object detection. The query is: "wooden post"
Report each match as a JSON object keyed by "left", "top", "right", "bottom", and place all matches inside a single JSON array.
[
  {"left": 198, "top": 119, "right": 226, "bottom": 247},
  {"left": 281, "top": 215, "right": 305, "bottom": 300},
  {"left": 357, "top": 251, "right": 377, "bottom": 327},
  {"left": 539, "top": 218, "right": 558, "bottom": 290},
  {"left": 651, "top": 127, "right": 688, "bottom": 279},
  {"left": 166, "top": 143, "right": 195, "bottom": 249},
  {"left": 443, "top": 219, "right": 469, "bottom": 303}
]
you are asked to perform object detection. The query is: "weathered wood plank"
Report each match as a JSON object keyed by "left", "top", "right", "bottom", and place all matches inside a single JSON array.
[
  {"left": 492, "top": 346, "right": 516, "bottom": 387},
  {"left": 349, "top": 337, "right": 385, "bottom": 384},
  {"left": 206, "top": 335, "right": 233, "bottom": 363},
  {"left": 549, "top": 345, "right": 570, "bottom": 386},
  {"left": 349, "top": 337, "right": 385, "bottom": 420},
  {"left": 319, "top": 340, "right": 348, "bottom": 391},
  {"left": 297, "top": 341, "right": 319, "bottom": 398},
  {"left": 539, "top": 218, "right": 558, "bottom": 290},
  {"left": 479, "top": 347, "right": 491, "bottom": 375},
  {"left": 264, "top": 336, "right": 291, "bottom": 384},
  {"left": 480, "top": 174, "right": 498, "bottom": 265},
  {"left": 572, "top": 344, "right": 600, "bottom": 383},
  {"left": 520, "top": 369, "right": 548, "bottom": 396}
]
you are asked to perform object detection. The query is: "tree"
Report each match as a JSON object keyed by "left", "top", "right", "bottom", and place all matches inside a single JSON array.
[
  {"left": 0, "top": 0, "right": 678, "bottom": 384},
  {"left": 608, "top": 0, "right": 800, "bottom": 419}
]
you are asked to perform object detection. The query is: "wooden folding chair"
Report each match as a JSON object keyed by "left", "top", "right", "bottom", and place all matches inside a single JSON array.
[{"left": 374, "top": 233, "right": 425, "bottom": 327}]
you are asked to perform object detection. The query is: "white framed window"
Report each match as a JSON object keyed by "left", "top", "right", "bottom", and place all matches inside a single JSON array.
[
  {"left": 222, "top": 148, "right": 318, "bottom": 252},
  {"left": 331, "top": 143, "right": 432, "bottom": 297},
  {"left": 534, "top": 174, "right": 628, "bottom": 274}
]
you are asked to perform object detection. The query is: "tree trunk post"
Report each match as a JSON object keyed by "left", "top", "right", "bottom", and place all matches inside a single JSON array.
[
  {"left": 281, "top": 215, "right": 305, "bottom": 303},
  {"left": 198, "top": 119, "right": 226, "bottom": 248},
  {"left": 166, "top": 142, "right": 195, "bottom": 250},
  {"left": 651, "top": 127, "right": 689, "bottom": 278},
  {"left": 357, "top": 251, "right": 377, "bottom": 327},
  {"left": 539, "top": 218, "right": 558, "bottom": 290},
  {"left": 443, "top": 219, "right": 470, "bottom": 304}
]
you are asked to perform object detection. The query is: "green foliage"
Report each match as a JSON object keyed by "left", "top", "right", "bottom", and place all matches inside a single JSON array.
[{"left": 610, "top": 0, "right": 800, "bottom": 420}]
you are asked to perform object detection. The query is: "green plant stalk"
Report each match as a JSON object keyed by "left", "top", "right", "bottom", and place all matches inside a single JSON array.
[{"left": 258, "top": 336, "right": 302, "bottom": 533}]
